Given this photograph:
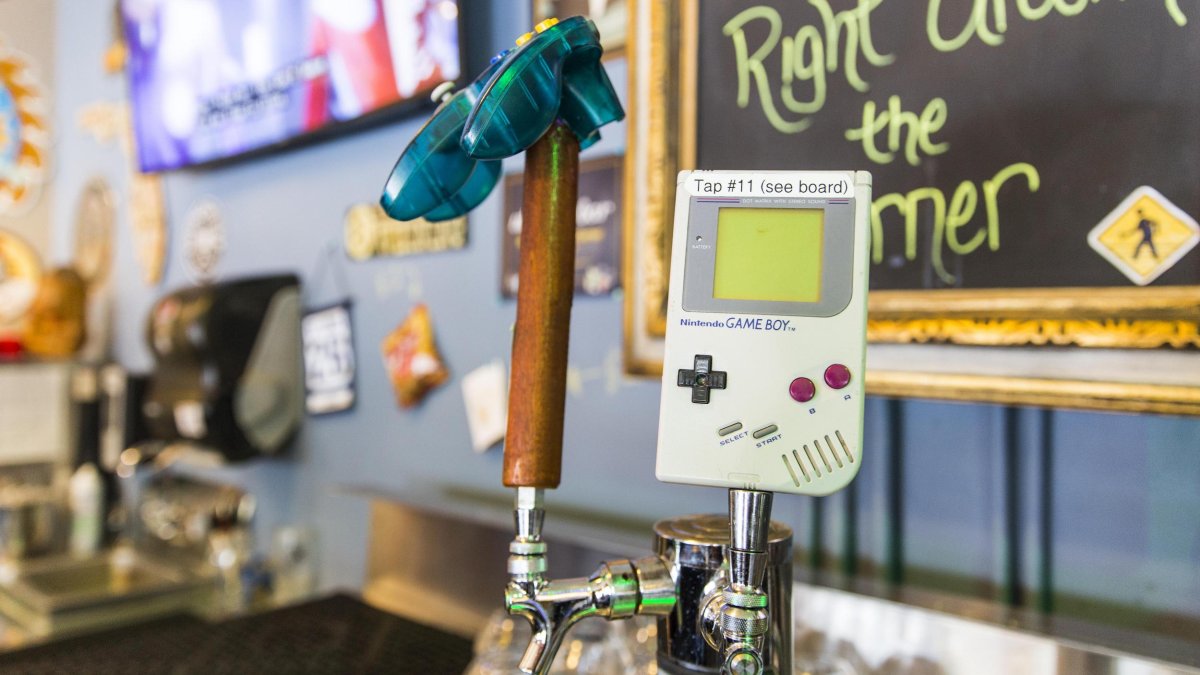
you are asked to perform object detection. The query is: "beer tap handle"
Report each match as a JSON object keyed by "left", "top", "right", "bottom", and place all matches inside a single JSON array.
[{"left": 501, "top": 121, "right": 579, "bottom": 489}]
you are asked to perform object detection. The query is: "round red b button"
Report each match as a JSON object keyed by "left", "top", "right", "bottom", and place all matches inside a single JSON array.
[
  {"left": 824, "top": 364, "right": 851, "bottom": 389},
  {"left": 789, "top": 377, "right": 816, "bottom": 402}
]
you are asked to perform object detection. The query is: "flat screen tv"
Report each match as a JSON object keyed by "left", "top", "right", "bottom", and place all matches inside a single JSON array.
[{"left": 121, "top": 0, "right": 461, "bottom": 172}]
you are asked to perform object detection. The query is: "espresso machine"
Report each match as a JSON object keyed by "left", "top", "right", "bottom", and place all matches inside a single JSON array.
[{"left": 383, "top": 18, "right": 871, "bottom": 674}]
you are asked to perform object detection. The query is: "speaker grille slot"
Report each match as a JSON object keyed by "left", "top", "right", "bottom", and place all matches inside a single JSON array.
[
  {"left": 782, "top": 455, "right": 802, "bottom": 486},
  {"left": 791, "top": 449, "right": 809, "bottom": 482},
  {"left": 802, "top": 445, "right": 821, "bottom": 477},
  {"left": 824, "top": 435, "right": 844, "bottom": 468},
  {"left": 835, "top": 430, "right": 855, "bottom": 463},
  {"left": 810, "top": 440, "right": 832, "bottom": 473}
]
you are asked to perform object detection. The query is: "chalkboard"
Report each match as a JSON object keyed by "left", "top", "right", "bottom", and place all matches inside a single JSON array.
[{"left": 693, "top": 1, "right": 1200, "bottom": 290}]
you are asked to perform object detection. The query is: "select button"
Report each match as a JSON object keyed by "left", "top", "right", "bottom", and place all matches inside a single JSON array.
[
  {"left": 752, "top": 424, "right": 779, "bottom": 439},
  {"left": 718, "top": 422, "right": 743, "bottom": 437}
]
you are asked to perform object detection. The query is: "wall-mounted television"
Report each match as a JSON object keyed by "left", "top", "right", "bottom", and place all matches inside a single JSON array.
[{"left": 121, "top": 0, "right": 461, "bottom": 172}]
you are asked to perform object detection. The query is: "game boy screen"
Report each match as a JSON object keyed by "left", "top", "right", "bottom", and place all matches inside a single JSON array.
[{"left": 713, "top": 208, "right": 824, "bottom": 302}]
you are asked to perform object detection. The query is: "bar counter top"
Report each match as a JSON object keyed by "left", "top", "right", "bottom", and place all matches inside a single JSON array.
[{"left": 0, "top": 593, "right": 474, "bottom": 674}]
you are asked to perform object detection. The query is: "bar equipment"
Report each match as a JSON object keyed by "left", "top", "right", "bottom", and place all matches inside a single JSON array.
[
  {"left": 381, "top": 17, "right": 871, "bottom": 674},
  {"left": 0, "top": 474, "right": 252, "bottom": 636},
  {"left": 97, "top": 364, "right": 147, "bottom": 473},
  {"left": 655, "top": 514, "right": 794, "bottom": 674},
  {"left": 141, "top": 275, "right": 303, "bottom": 462}
]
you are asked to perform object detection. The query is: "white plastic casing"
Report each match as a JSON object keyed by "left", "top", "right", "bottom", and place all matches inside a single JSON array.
[{"left": 655, "top": 170, "right": 872, "bottom": 496}]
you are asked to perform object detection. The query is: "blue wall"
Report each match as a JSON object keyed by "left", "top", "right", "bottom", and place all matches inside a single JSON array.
[{"left": 48, "top": 0, "right": 1200, "bottom": 627}]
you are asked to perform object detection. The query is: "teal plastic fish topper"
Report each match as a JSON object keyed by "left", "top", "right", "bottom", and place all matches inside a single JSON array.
[{"left": 380, "top": 16, "right": 624, "bottom": 222}]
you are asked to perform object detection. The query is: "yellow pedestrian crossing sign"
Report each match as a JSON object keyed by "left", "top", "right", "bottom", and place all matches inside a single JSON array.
[{"left": 1088, "top": 186, "right": 1199, "bottom": 285}]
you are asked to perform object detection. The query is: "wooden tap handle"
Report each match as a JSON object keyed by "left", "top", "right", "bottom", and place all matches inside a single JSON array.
[{"left": 502, "top": 121, "right": 580, "bottom": 489}]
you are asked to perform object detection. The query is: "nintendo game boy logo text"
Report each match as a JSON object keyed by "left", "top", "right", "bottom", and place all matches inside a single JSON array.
[{"left": 681, "top": 317, "right": 796, "bottom": 332}]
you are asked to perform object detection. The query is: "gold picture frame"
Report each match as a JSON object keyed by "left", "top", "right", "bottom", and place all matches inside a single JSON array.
[{"left": 622, "top": 0, "right": 1200, "bottom": 414}]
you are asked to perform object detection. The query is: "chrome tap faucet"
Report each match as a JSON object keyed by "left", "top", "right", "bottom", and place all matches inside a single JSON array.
[
  {"left": 504, "top": 487, "right": 676, "bottom": 674},
  {"left": 505, "top": 487, "right": 791, "bottom": 675},
  {"left": 699, "top": 490, "right": 775, "bottom": 675}
]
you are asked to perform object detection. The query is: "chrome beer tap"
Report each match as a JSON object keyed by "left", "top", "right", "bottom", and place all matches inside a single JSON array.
[
  {"left": 701, "top": 490, "right": 775, "bottom": 675},
  {"left": 505, "top": 488, "right": 676, "bottom": 674},
  {"left": 504, "top": 488, "right": 792, "bottom": 675}
]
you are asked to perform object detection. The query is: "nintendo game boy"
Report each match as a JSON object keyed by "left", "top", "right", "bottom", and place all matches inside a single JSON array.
[{"left": 655, "top": 170, "right": 872, "bottom": 496}]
